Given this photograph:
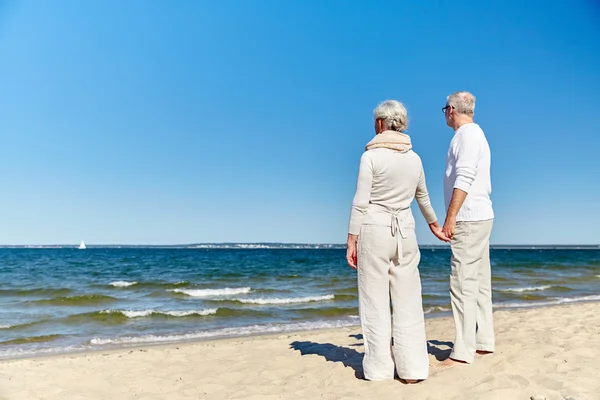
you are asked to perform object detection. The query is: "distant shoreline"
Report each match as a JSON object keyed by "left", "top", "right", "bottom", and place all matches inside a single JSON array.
[{"left": 1, "top": 244, "right": 599, "bottom": 250}]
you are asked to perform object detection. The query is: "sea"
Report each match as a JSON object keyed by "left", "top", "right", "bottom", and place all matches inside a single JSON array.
[{"left": 1, "top": 246, "right": 599, "bottom": 359}]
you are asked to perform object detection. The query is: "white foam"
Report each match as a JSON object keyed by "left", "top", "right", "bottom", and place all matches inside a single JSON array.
[
  {"left": 0, "top": 325, "right": 11, "bottom": 329},
  {"left": 90, "top": 317, "right": 360, "bottom": 346},
  {"left": 424, "top": 306, "right": 451, "bottom": 314},
  {"left": 102, "top": 309, "right": 218, "bottom": 318},
  {"left": 168, "top": 287, "right": 251, "bottom": 297},
  {"left": 497, "top": 285, "right": 552, "bottom": 293},
  {"left": 0, "top": 345, "right": 87, "bottom": 360},
  {"left": 109, "top": 281, "right": 138, "bottom": 288},
  {"left": 495, "top": 295, "right": 600, "bottom": 309},
  {"left": 235, "top": 294, "right": 335, "bottom": 305}
]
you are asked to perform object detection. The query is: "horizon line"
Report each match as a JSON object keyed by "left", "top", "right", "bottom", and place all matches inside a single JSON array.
[{"left": 0, "top": 243, "right": 598, "bottom": 248}]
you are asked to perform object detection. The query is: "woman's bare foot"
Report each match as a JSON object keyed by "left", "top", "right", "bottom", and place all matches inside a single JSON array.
[
  {"left": 476, "top": 350, "right": 493, "bottom": 356},
  {"left": 402, "top": 379, "right": 422, "bottom": 384}
]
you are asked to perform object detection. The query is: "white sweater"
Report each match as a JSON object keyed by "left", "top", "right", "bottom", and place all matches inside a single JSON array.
[
  {"left": 348, "top": 148, "right": 437, "bottom": 235},
  {"left": 444, "top": 123, "right": 494, "bottom": 222}
]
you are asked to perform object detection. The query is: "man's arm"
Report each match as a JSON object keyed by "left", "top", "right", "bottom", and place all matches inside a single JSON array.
[
  {"left": 443, "top": 131, "right": 480, "bottom": 238},
  {"left": 442, "top": 188, "right": 468, "bottom": 238}
]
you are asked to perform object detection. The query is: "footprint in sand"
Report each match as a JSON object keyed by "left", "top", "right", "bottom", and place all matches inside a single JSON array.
[
  {"left": 509, "top": 374, "right": 530, "bottom": 387},
  {"left": 533, "top": 376, "right": 564, "bottom": 390},
  {"left": 479, "top": 375, "right": 495, "bottom": 384}
]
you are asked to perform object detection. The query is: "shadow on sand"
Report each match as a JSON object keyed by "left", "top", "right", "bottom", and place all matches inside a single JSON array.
[
  {"left": 290, "top": 334, "right": 365, "bottom": 379},
  {"left": 427, "top": 340, "right": 453, "bottom": 361},
  {"left": 290, "top": 334, "right": 455, "bottom": 379}
]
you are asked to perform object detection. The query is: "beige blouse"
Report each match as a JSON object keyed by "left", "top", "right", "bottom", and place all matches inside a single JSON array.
[{"left": 348, "top": 148, "right": 437, "bottom": 235}]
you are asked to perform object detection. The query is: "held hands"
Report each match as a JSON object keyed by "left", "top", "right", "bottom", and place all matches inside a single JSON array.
[
  {"left": 429, "top": 221, "right": 451, "bottom": 243},
  {"left": 347, "top": 220, "right": 451, "bottom": 268},
  {"left": 346, "top": 234, "right": 358, "bottom": 269},
  {"left": 442, "top": 216, "right": 456, "bottom": 241}
]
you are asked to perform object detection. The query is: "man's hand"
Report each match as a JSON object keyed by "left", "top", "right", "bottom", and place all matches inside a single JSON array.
[
  {"left": 442, "top": 216, "right": 456, "bottom": 240},
  {"left": 443, "top": 188, "right": 467, "bottom": 240},
  {"left": 346, "top": 234, "right": 358, "bottom": 269},
  {"left": 429, "top": 222, "right": 451, "bottom": 243}
]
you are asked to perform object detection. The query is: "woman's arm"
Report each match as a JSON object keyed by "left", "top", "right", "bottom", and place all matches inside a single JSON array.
[
  {"left": 347, "top": 153, "right": 374, "bottom": 269},
  {"left": 348, "top": 152, "right": 374, "bottom": 236},
  {"left": 415, "top": 167, "right": 437, "bottom": 224},
  {"left": 416, "top": 165, "right": 450, "bottom": 243}
]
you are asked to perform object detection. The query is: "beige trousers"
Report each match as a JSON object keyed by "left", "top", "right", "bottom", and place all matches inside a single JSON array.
[
  {"left": 357, "top": 223, "right": 429, "bottom": 381},
  {"left": 449, "top": 219, "right": 495, "bottom": 363}
]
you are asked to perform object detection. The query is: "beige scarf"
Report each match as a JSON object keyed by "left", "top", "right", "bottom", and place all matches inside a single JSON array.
[{"left": 365, "top": 130, "right": 412, "bottom": 153}]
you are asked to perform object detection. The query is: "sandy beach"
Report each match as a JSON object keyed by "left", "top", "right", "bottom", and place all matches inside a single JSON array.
[{"left": 1, "top": 302, "right": 598, "bottom": 400}]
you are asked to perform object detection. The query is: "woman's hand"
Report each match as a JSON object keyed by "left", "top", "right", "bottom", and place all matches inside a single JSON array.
[
  {"left": 346, "top": 234, "right": 358, "bottom": 269},
  {"left": 429, "top": 222, "right": 451, "bottom": 243}
]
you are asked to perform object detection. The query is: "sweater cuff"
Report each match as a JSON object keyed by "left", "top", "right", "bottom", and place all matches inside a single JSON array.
[
  {"left": 348, "top": 210, "right": 364, "bottom": 236},
  {"left": 424, "top": 211, "right": 437, "bottom": 225}
]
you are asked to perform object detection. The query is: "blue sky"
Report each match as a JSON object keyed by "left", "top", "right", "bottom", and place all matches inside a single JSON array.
[{"left": 0, "top": 0, "right": 598, "bottom": 245}]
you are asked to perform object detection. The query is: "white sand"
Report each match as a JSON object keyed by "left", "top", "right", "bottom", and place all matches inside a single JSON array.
[{"left": 1, "top": 302, "right": 599, "bottom": 400}]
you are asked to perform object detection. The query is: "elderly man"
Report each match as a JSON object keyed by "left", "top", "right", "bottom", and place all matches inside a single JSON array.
[{"left": 440, "top": 91, "right": 494, "bottom": 366}]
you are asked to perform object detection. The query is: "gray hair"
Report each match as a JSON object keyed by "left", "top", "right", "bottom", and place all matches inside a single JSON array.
[
  {"left": 446, "top": 91, "right": 476, "bottom": 116},
  {"left": 373, "top": 100, "right": 408, "bottom": 132}
]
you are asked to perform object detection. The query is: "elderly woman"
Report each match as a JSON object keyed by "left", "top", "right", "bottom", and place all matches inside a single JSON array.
[{"left": 347, "top": 100, "right": 448, "bottom": 383}]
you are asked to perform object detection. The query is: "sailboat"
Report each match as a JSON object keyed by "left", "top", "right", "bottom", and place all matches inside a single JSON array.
[{"left": 78, "top": 240, "right": 86, "bottom": 250}]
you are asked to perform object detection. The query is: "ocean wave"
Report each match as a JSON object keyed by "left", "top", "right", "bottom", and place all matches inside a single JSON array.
[
  {"left": 336, "top": 287, "right": 358, "bottom": 294},
  {"left": 54, "top": 308, "right": 269, "bottom": 326},
  {"left": 90, "top": 317, "right": 360, "bottom": 346},
  {"left": 26, "top": 294, "right": 118, "bottom": 306},
  {"left": 233, "top": 294, "right": 335, "bottom": 305},
  {"left": 109, "top": 281, "right": 138, "bottom": 288},
  {"left": 276, "top": 274, "right": 302, "bottom": 280},
  {"left": 0, "top": 320, "right": 46, "bottom": 331},
  {"left": 424, "top": 306, "right": 451, "bottom": 314},
  {"left": 495, "top": 295, "right": 600, "bottom": 309},
  {"left": 168, "top": 287, "right": 252, "bottom": 297},
  {"left": 497, "top": 285, "right": 552, "bottom": 293},
  {"left": 101, "top": 309, "right": 217, "bottom": 318},
  {"left": 422, "top": 293, "right": 449, "bottom": 300},
  {"left": 293, "top": 307, "right": 358, "bottom": 318},
  {"left": 0, "top": 288, "right": 73, "bottom": 297},
  {"left": 0, "top": 334, "right": 63, "bottom": 346},
  {"left": 150, "top": 280, "right": 190, "bottom": 288},
  {"left": 95, "top": 281, "right": 190, "bottom": 290},
  {"left": 0, "top": 345, "right": 87, "bottom": 360}
]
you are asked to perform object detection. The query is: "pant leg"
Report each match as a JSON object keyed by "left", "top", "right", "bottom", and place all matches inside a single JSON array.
[
  {"left": 390, "top": 228, "right": 429, "bottom": 380},
  {"left": 357, "top": 225, "right": 395, "bottom": 380},
  {"left": 449, "top": 220, "right": 494, "bottom": 363},
  {"left": 476, "top": 219, "right": 495, "bottom": 352}
]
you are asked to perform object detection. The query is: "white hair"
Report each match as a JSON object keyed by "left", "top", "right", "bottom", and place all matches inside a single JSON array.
[
  {"left": 373, "top": 100, "right": 408, "bottom": 132},
  {"left": 446, "top": 91, "right": 476, "bottom": 116}
]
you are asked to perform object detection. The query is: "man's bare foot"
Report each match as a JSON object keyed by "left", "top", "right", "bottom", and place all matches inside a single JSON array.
[
  {"left": 476, "top": 350, "right": 493, "bottom": 356},
  {"left": 402, "top": 379, "right": 421, "bottom": 384},
  {"left": 437, "top": 357, "right": 468, "bottom": 369}
]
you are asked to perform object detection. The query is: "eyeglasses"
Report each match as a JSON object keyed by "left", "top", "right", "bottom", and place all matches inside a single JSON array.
[{"left": 442, "top": 105, "right": 454, "bottom": 113}]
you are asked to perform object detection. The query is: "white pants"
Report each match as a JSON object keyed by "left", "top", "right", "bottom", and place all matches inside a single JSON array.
[
  {"left": 357, "top": 224, "right": 429, "bottom": 381},
  {"left": 449, "top": 219, "right": 495, "bottom": 363}
]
